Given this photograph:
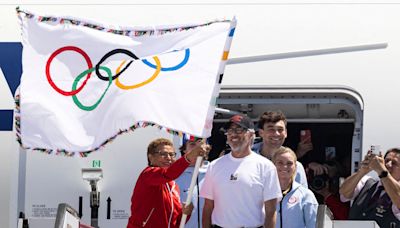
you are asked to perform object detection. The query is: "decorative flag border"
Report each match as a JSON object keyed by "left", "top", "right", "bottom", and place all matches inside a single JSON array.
[{"left": 15, "top": 8, "right": 236, "bottom": 157}]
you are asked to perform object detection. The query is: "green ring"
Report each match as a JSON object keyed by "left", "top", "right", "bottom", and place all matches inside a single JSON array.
[{"left": 72, "top": 66, "right": 112, "bottom": 111}]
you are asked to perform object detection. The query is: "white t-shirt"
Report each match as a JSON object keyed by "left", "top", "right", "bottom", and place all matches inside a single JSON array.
[{"left": 200, "top": 152, "right": 282, "bottom": 227}]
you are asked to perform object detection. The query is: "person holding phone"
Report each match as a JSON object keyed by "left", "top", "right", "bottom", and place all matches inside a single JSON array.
[
  {"left": 339, "top": 148, "right": 400, "bottom": 227},
  {"left": 298, "top": 129, "right": 313, "bottom": 158}
]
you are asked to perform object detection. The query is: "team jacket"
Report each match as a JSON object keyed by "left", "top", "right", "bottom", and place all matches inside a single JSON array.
[
  {"left": 276, "top": 181, "right": 318, "bottom": 228},
  {"left": 127, "top": 156, "right": 190, "bottom": 228}
]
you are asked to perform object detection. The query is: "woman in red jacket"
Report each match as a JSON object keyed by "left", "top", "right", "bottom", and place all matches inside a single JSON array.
[{"left": 127, "top": 138, "right": 208, "bottom": 228}]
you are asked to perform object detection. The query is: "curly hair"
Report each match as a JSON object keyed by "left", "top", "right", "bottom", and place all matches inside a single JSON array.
[
  {"left": 257, "top": 110, "right": 287, "bottom": 130},
  {"left": 147, "top": 138, "right": 174, "bottom": 166}
]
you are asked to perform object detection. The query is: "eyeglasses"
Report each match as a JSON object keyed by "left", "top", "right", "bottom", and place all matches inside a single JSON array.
[
  {"left": 156, "top": 151, "right": 177, "bottom": 158},
  {"left": 225, "top": 127, "right": 246, "bottom": 135}
]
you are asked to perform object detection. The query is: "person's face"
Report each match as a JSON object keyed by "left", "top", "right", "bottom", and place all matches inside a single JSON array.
[
  {"left": 274, "top": 152, "right": 296, "bottom": 181},
  {"left": 183, "top": 140, "right": 210, "bottom": 165},
  {"left": 226, "top": 123, "right": 251, "bottom": 152},
  {"left": 259, "top": 120, "right": 287, "bottom": 148},
  {"left": 185, "top": 141, "right": 197, "bottom": 153},
  {"left": 148, "top": 145, "right": 176, "bottom": 168},
  {"left": 385, "top": 152, "right": 400, "bottom": 180},
  {"left": 184, "top": 141, "right": 198, "bottom": 166}
]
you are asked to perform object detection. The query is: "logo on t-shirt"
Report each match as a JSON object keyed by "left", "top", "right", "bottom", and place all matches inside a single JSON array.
[{"left": 230, "top": 173, "right": 238, "bottom": 180}]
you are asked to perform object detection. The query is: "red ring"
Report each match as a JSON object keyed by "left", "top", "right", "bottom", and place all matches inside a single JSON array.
[{"left": 45, "top": 46, "right": 93, "bottom": 96}]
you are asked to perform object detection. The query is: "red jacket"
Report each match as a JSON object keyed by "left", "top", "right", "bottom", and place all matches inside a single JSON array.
[
  {"left": 325, "top": 194, "right": 350, "bottom": 220},
  {"left": 127, "top": 156, "right": 190, "bottom": 228}
]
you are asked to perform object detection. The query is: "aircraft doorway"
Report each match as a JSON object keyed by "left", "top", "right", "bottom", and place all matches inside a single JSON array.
[{"left": 209, "top": 85, "right": 364, "bottom": 181}]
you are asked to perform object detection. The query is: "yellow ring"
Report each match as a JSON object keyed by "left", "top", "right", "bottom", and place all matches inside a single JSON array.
[{"left": 115, "top": 56, "right": 161, "bottom": 90}]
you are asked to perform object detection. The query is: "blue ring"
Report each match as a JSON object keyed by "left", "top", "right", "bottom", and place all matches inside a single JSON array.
[{"left": 142, "top": 49, "right": 190, "bottom": 71}]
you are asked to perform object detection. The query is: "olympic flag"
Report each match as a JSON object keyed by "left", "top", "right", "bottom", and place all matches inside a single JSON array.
[{"left": 17, "top": 9, "right": 236, "bottom": 156}]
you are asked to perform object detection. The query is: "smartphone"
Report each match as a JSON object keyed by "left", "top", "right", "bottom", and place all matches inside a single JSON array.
[
  {"left": 370, "top": 145, "right": 381, "bottom": 155},
  {"left": 300, "top": 129, "right": 312, "bottom": 144}
]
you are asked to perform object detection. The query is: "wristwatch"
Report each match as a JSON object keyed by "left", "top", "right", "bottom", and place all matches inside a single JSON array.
[{"left": 379, "top": 170, "right": 389, "bottom": 179}]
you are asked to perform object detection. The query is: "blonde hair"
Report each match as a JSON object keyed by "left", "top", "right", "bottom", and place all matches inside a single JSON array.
[{"left": 272, "top": 146, "right": 297, "bottom": 182}]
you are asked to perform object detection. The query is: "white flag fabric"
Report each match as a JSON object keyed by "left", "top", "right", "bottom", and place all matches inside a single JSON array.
[{"left": 16, "top": 9, "right": 235, "bottom": 156}]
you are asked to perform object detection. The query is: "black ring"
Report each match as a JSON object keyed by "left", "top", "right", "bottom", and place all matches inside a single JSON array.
[{"left": 95, "top": 49, "right": 138, "bottom": 81}]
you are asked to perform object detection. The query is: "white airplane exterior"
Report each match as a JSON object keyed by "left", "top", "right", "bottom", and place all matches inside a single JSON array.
[{"left": 0, "top": 1, "right": 398, "bottom": 227}]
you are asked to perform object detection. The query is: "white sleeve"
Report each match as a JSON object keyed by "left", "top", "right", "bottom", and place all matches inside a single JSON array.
[
  {"left": 340, "top": 175, "right": 372, "bottom": 202},
  {"left": 199, "top": 163, "right": 214, "bottom": 200},
  {"left": 392, "top": 204, "right": 400, "bottom": 220},
  {"left": 263, "top": 165, "right": 282, "bottom": 202}
]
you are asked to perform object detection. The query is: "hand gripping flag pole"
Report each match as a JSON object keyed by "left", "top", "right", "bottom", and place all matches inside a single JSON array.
[
  {"left": 179, "top": 17, "right": 236, "bottom": 228},
  {"left": 179, "top": 18, "right": 236, "bottom": 228}
]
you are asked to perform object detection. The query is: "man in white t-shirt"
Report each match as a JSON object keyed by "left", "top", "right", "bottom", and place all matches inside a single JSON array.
[{"left": 200, "top": 114, "right": 282, "bottom": 228}]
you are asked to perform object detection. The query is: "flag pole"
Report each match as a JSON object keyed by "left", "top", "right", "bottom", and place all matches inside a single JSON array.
[
  {"left": 179, "top": 156, "right": 203, "bottom": 228},
  {"left": 180, "top": 18, "right": 237, "bottom": 228}
]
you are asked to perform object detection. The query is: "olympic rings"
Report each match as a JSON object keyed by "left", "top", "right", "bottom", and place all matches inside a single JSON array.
[
  {"left": 142, "top": 49, "right": 189, "bottom": 71},
  {"left": 72, "top": 66, "right": 112, "bottom": 111},
  {"left": 95, "top": 49, "right": 139, "bottom": 81},
  {"left": 45, "top": 46, "right": 190, "bottom": 111},
  {"left": 46, "top": 46, "right": 93, "bottom": 96},
  {"left": 115, "top": 56, "right": 161, "bottom": 90}
]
